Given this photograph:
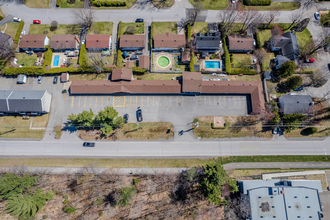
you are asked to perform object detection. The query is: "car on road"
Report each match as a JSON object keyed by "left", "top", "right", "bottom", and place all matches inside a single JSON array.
[
  {"left": 33, "top": 20, "right": 41, "bottom": 24},
  {"left": 13, "top": 17, "right": 21, "bottom": 22},
  {"left": 123, "top": 114, "right": 129, "bottom": 123},
  {"left": 135, "top": 18, "right": 144, "bottom": 22},
  {"left": 37, "top": 76, "right": 42, "bottom": 84},
  {"left": 305, "top": 59, "right": 315, "bottom": 63},
  {"left": 314, "top": 12, "right": 320, "bottom": 20},
  {"left": 53, "top": 76, "right": 58, "bottom": 84},
  {"left": 83, "top": 142, "right": 95, "bottom": 147},
  {"left": 136, "top": 109, "right": 143, "bottom": 122},
  {"left": 294, "top": 86, "right": 303, "bottom": 91}
]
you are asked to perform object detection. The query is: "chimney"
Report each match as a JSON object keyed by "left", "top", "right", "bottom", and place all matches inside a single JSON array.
[{"left": 97, "top": 40, "right": 99, "bottom": 42}]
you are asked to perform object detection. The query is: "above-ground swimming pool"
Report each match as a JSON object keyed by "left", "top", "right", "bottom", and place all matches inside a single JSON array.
[
  {"left": 53, "top": 55, "right": 59, "bottom": 66},
  {"left": 204, "top": 61, "right": 220, "bottom": 69},
  {"left": 157, "top": 56, "right": 170, "bottom": 67}
]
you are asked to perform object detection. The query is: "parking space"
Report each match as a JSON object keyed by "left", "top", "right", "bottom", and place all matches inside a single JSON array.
[{"left": 0, "top": 75, "right": 63, "bottom": 89}]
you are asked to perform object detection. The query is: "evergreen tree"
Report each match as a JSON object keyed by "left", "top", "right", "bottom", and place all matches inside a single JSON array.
[
  {"left": 0, "top": 173, "right": 38, "bottom": 199},
  {"left": 286, "top": 75, "right": 303, "bottom": 90},
  {"left": 68, "top": 109, "right": 95, "bottom": 128},
  {"left": 278, "top": 61, "right": 296, "bottom": 78}
]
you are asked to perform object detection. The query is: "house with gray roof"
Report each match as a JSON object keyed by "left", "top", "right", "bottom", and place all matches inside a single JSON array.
[
  {"left": 279, "top": 95, "right": 313, "bottom": 114},
  {"left": 0, "top": 32, "right": 14, "bottom": 58},
  {"left": 0, "top": 90, "right": 51, "bottom": 115},
  {"left": 271, "top": 32, "right": 300, "bottom": 69},
  {"left": 238, "top": 179, "right": 323, "bottom": 220},
  {"left": 193, "top": 32, "right": 221, "bottom": 52}
]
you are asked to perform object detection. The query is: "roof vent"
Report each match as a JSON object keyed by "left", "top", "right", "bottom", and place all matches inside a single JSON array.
[
  {"left": 96, "top": 40, "right": 98, "bottom": 42},
  {"left": 66, "top": 40, "right": 68, "bottom": 42},
  {"left": 191, "top": 78, "right": 193, "bottom": 80},
  {"left": 174, "top": 40, "right": 177, "bottom": 42},
  {"left": 125, "top": 40, "right": 127, "bottom": 42},
  {"left": 162, "top": 40, "right": 164, "bottom": 42},
  {"left": 228, "top": 84, "right": 230, "bottom": 86},
  {"left": 243, "top": 84, "right": 245, "bottom": 86},
  {"left": 136, "top": 40, "right": 138, "bottom": 42},
  {"left": 163, "top": 83, "right": 165, "bottom": 85},
  {"left": 143, "top": 83, "right": 145, "bottom": 85},
  {"left": 250, "top": 84, "right": 252, "bottom": 86},
  {"left": 297, "top": 101, "right": 299, "bottom": 103},
  {"left": 34, "top": 40, "right": 36, "bottom": 42},
  {"left": 27, "top": 40, "right": 28, "bottom": 42},
  {"left": 86, "top": 84, "right": 88, "bottom": 85},
  {"left": 103, "top": 84, "right": 105, "bottom": 85},
  {"left": 121, "top": 72, "right": 123, "bottom": 74},
  {"left": 23, "top": 97, "right": 25, "bottom": 99},
  {"left": 214, "top": 84, "right": 216, "bottom": 85},
  {"left": 56, "top": 41, "right": 59, "bottom": 42}
]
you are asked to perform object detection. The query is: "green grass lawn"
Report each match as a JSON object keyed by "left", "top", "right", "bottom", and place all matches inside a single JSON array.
[
  {"left": 189, "top": 0, "right": 228, "bottom": 10},
  {"left": 0, "top": 23, "right": 19, "bottom": 39},
  {"left": 23, "top": 0, "right": 50, "bottom": 8},
  {"left": 0, "top": 116, "right": 45, "bottom": 139},
  {"left": 192, "top": 22, "right": 208, "bottom": 35},
  {"left": 15, "top": 53, "right": 38, "bottom": 66},
  {"left": 93, "top": 0, "right": 137, "bottom": 9},
  {"left": 120, "top": 23, "right": 145, "bottom": 35},
  {"left": 232, "top": 54, "right": 251, "bottom": 68},
  {"left": 296, "top": 28, "right": 313, "bottom": 49},
  {"left": 60, "top": 0, "right": 84, "bottom": 8},
  {"left": 133, "top": 73, "right": 182, "bottom": 80},
  {"left": 29, "top": 24, "right": 81, "bottom": 40},
  {"left": 0, "top": 8, "right": 5, "bottom": 17},
  {"left": 153, "top": 22, "right": 177, "bottom": 35},
  {"left": 174, "top": 57, "right": 187, "bottom": 71},
  {"left": 258, "top": 29, "right": 272, "bottom": 47},
  {"left": 69, "top": 73, "right": 107, "bottom": 81},
  {"left": 88, "top": 22, "right": 113, "bottom": 35},
  {"left": 151, "top": 0, "right": 175, "bottom": 8},
  {"left": 224, "top": 74, "right": 261, "bottom": 81},
  {"left": 243, "top": 2, "right": 299, "bottom": 11},
  {"left": 262, "top": 52, "right": 275, "bottom": 72}
]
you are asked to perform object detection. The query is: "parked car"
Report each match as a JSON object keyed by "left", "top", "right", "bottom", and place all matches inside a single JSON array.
[
  {"left": 13, "top": 17, "right": 21, "bottom": 22},
  {"left": 81, "top": 40, "right": 85, "bottom": 44},
  {"left": 130, "top": 55, "right": 139, "bottom": 60},
  {"left": 305, "top": 59, "right": 315, "bottom": 63},
  {"left": 83, "top": 142, "right": 95, "bottom": 147},
  {"left": 231, "top": 0, "right": 235, "bottom": 3},
  {"left": 314, "top": 12, "right": 320, "bottom": 20},
  {"left": 136, "top": 109, "right": 143, "bottom": 122},
  {"left": 222, "top": 78, "right": 228, "bottom": 81},
  {"left": 33, "top": 20, "right": 41, "bottom": 24},
  {"left": 328, "top": 63, "right": 330, "bottom": 71},
  {"left": 37, "top": 76, "right": 42, "bottom": 84},
  {"left": 53, "top": 76, "right": 58, "bottom": 84},
  {"left": 135, "top": 18, "right": 144, "bottom": 22},
  {"left": 325, "top": 44, "right": 329, "bottom": 52},
  {"left": 123, "top": 114, "right": 129, "bottom": 123},
  {"left": 294, "top": 86, "right": 303, "bottom": 91}
]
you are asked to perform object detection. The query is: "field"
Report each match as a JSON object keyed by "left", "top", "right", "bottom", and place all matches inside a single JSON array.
[
  {"left": 153, "top": 22, "right": 177, "bottom": 35},
  {"left": 0, "top": 23, "right": 19, "bottom": 39},
  {"left": 60, "top": 0, "right": 84, "bottom": 8},
  {"left": 29, "top": 24, "right": 81, "bottom": 40},
  {"left": 232, "top": 54, "right": 251, "bottom": 68},
  {"left": 87, "top": 22, "right": 113, "bottom": 35}
]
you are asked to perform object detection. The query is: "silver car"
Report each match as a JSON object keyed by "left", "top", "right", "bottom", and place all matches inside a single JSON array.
[{"left": 37, "top": 76, "right": 42, "bottom": 84}]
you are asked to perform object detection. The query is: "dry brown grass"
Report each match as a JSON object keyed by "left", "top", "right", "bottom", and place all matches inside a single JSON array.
[
  {"left": 54, "top": 125, "right": 62, "bottom": 139},
  {"left": 69, "top": 73, "right": 107, "bottom": 81},
  {"left": 306, "top": 174, "right": 328, "bottom": 190},
  {"left": 32, "top": 114, "right": 49, "bottom": 127}
]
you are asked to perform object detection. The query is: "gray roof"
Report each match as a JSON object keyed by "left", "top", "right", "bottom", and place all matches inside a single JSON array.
[
  {"left": 0, "top": 90, "right": 48, "bottom": 113},
  {"left": 273, "top": 32, "right": 300, "bottom": 63},
  {"left": 195, "top": 33, "right": 221, "bottom": 49},
  {"left": 275, "top": 55, "right": 290, "bottom": 67},
  {"left": 279, "top": 95, "right": 313, "bottom": 114},
  {"left": 239, "top": 180, "right": 323, "bottom": 220},
  {"left": 0, "top": 32, "right": 12, "bottom": 44}
]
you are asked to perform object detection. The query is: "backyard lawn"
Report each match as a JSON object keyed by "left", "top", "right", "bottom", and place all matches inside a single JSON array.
[
  {"left": 88, "top": 22, "right": 113, "bottom": 35},
  {"left": 22, "top": 0, "right": 50, "bottom": 8},
  {"left": 243, "top": 2, "right": 299, "bottom": 11},
  {"left": 224, "top": 74, "right": 261, "bottom": 81},
  {"left": 29, "top": 24, "right": 81, "bottom": 40},
  {"left": 0, "top": 116, "right": 46, "bottom": 139},
  {"left": 232, "top": 54, "right": 251, "bottom": 68},
  {"left": 192, "top": 22, "right": 208, "bottom": 35},
  {"left": 15, "top": 53, "right": 38, "bottom": 66},
  {"left": 258, "top": 29, "right": 271, "bottom": 48},
  {"left": 69, "top": 73, "right": 107, "bottom": 81},
  {"left": 133, "top": 73, "right": 182, "bottom": 80},
  {"left": 174, "top": 57, "right": 187, "bottom": 71},
  {"left": 60, "top": 0, "right": 84, "bottom": 8},
  {"left": 0, "top": 23, "right": 19, "bottom": 39},
  {"left": 262, "top": 52, "right": 275, "bottom": 72},
  {"left": 153, "top": 22, "right": 177, "bottom": 35},
  {"left": 120, "top": 23, "right": 145, "bottom": 35},
  {"left": 93, "top": 0, "right": 137, "bottom": 9},
  {"left": 189, "top": 0, "right": 228, "bottom": 10},
  {"left": 296, "top": 28, "right": 313, "bottom": 49}
]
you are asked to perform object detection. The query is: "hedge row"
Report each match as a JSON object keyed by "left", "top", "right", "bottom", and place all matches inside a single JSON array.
[
  {"left": 14, "top": 20, "right": 25, "bottom": 44},
  {"left": 186, "top": 23, "right": 191, "bottom": 43},
  {"left": 92, "top": 1, "right": 127, "bottom": 7},
  {"left": 78, "top": 44, "right": 88, "bottom": 71},
  {"left": 116, "top": 50, "right": 122, "bottom": 67},
  {"left": 150, "top": 22, "right": 154, "bottom": 48},
  {"left": 117, "top": 21, "right": 122, "bottom": 49},
  {"left": 45, "top": 67, "right": 81, "bottom": 74},
  {"left": 229, "top": 68, "right": 257, "bottom": 75},
  {"left": 190, "top": 50, "right": 195, "bottom": 72},
  {"left": 56, "top": 0, "right": 61, "bottom": 7},
  {"left": 256, "top": 32, "right": 262, "bottom": 49},
  {"left": 243, "top": 0, "right": 271, "bottom": 6},
  {"left": 223, "top": 37, "right": 231, "bottom": 74},
  {"left": 43, "top": 46, "right": 53, "bottom": 67},
  {"left": 2, "top": 67, "right": 45, "bottom": 76},
  {"left": 132, "top": 67, "right": 147, "bottom": 73},
  {"left": 0, "top": 16, "right": 4, "bottom": 21}
]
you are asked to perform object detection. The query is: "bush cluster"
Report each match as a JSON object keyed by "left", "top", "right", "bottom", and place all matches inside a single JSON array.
[
  {"left": 186, "top": 23, "right": 191, "bottom": 43},
  {"left": 63, "top": 205, "right": 76, "bottom": 214},
  {"left": 243, "top": 0, "right": 271, "bottom": 6},
  {"left": 117, "top": 21, "right": 122, "bottom": 48},
  {"left": 256, "top": 32, "right": 262, "bottom": 49},
  {"left": 2, "top": 66, "right": 44, "bottom": 75},
  {"left": 116, "top": 50, "right": 122, "bottom": 67},
  {"left": 223, "top": 37, "right": 231, "bottom": 74},
  {"left": 92, "top": 0, "right": 127, "bottom": 7},
  {"left": 305, "top": 127, "right": 318, "bottom": 135},
  {"left": 132, "top": 67, "right": 147, "bottom": 73},
  {"left": 56, "top": 0, "right": 61, "bottom": 7},
  {"left": 43, "top": 46, "right": 53, "bottom": 67},
  {"left": 229, "top": 68, "right": 257, "bottom": 75},
  {"left": 150, "top": 22, "right": 154, "bottom": 48},
  {"left": 210, "top": 53, "right": 217, "bottom": 59},
  {"left": 45, "top": 67, "right": 80, "bottom": 74},
  {"left": 190, "top": 50, "right": 195, "bottom": 72},
  {"left": 14, "top": 20, "right": 25, "bottom": 44},
  {"left": 78, "top": 44, "right": 88, "bottom": 71},
  {"left": 0, "top": 16, "right": 3, "bottom": 21}
]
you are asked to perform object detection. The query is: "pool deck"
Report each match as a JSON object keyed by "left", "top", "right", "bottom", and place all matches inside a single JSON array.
[
  {"left": 201, "top": 59, "right": 223, "bottom": 72},
  {"left": 51, "top": 52, "right": 67, "bottom": 68}
]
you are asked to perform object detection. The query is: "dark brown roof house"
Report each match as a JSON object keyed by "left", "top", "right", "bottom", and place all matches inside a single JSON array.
[
  {"left": 154, "top": 33, "right": 185, "bottom": 48},
  {"left": 228, "top": 34, "right": 255, "bottom": 52},
  {"left": 182, "top": 72, "right": 202, "bottom": 93},
  {"left": 86, "top": 35, "right": 111, "bottom": 49},
  {"left": 111, "top": 68, "right": 133, "bottom": 81},
  {"left": 19, "top": 35, "right": 48, "bottom": 49},
  {"left": 119, "top": 35, "right": 145, "bottom": 49},
  {"left": 50, "top": 35, "right": 77, "bottom": 49},
  {"left": 139, "top": 55, "right": 150, "bottom": 69}
]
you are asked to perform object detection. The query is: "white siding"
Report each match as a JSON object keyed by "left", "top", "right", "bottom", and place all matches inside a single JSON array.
[{"left": 41, "top": 91, "right": 52, "bottom": 113}]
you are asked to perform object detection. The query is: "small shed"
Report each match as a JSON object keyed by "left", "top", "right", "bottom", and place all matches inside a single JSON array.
[
  {"left": 181, "top": 48, "right": 190, "bottom": 64},
  {"left": 61, "top": 73, "right": 69, "bottom": 83}
]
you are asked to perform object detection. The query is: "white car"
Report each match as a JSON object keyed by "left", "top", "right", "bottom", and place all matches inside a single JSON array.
[
  {"left": 231, "top": 0, "right": 235, "bottom": 3},
  {"left": 13, "top": 17, "right": 21, "bottom": 22},
  {"left": 81, "top": 40, "right": 85, "bottom": 44}
]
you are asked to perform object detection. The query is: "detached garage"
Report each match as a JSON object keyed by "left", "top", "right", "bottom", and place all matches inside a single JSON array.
[{"left": 0, "top": 90, "right": 52, "bottom": 115}]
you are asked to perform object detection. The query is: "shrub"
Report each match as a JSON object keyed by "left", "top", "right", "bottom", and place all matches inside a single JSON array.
[
  {"left": 43, "top": 46, "right": 53, "bottom": 67},
  {"left": 305, "top": 127, "right": 318, "bottom": 135},
  {"left": 132, "top": 67, "right": 147, "bottom": 73},
  {"left": 193, "top": 118, "right": 199, "bottom": 123},
  {"left": 2, "top": 66, "right": 44, "bottom": 75},
  {"left": 56, "top": 0, "right": 61, "bottom": 7},
  {"left": 186, "top": 23, "right": 191, "bottom": 43},
  {"left": 229, "top": 53, "right": 233, "bottom": 62},
  {"left": 0, "top": 16, "right": 3, "bottom": 21},
  {"left": 229, "top": 68, "right": 257, "bottom": 75},
  {"left": 133, "top": 178, "right": 140, "bottom": 185},
  {"left": 286, "top": 75, "right": 303, "bottom": 90},
  {"left": 117, "top": 21, "right": 122, "bottom": 47},
  {"left": 42, "top": 215, "right": 48, "bottom": 219},
  {"left": 92, "top": 1, "right": 127, "bottom": 7},
  {"left": 224, "top": 122, "right": 230, "bottom": 127},
  {"left": 256, "top": 31, "right": 262, "bottom": 49},
  {"left": 116, "top": 187, "right": 136, "bottom": 207},
  {"left": 63, "top": 199, "right": 69, "bottom": 204},
  {"left": 190, "top": 50, "right": 195, "bottom": 72},
  {"left": 63, "top": 205, "right": 76, "bottom": 214},
  {"left": 45, "top": 67, "right": 81, "bottom": 74},
  {"left": 210, "top": 53, "right": 217, "bottom": 59},
  {"left": 278, "top": 60, "right": 296, "bottom": 78},
  {"left": 243, "top": 0, "right": 271, "bottom": 6},
  {"left": 150, "top": 22, "right": 154, "bottom": 48},
  {"left": 78, "top": 44, "right": 88, "bottom": 71},
  {"left": 223, "top": 37, "right": 231, "bottom": 74},
  {"left": 116, "top": 50, "right": 122, "bottom": 67},
  {"left": 63, "top": 195, "right": 68, "bottom": 200},
  {"left": 14, "top": 20, "right": 25, "bottom": 44},
  {"left": 99, "top": 212, "right": 103, "bottom": 217}
]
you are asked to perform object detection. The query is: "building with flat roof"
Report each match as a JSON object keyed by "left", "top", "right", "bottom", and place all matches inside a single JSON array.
[
  {"left": 238, "top": 179, "right": 323, "bottom": 220},
  {"left": 0, "top": 90, "right": 51, "bottom": 115}
]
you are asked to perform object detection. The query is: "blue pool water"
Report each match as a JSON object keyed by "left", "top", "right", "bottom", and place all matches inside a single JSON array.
[
  {"left": 205, "top": 61, "right": 220, "bottom": 69},
  {"left": 53, "top": 55, "right": 59, "bottom": 66}
]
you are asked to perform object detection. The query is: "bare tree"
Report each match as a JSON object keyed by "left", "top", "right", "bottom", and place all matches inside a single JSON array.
[
  {"left": 239, "top": 7, "right": 264, "bottom": 34},
  {"left": 0, "top": 40, "right": 15, "bottom": 59},
  {"left": 50, "top": 20, "right": 58, "bottom": 31},
  {"left": 264, "top": 7, "right": 280, "bottom": 28},
  {"left": 218, "top": 4, "right": 244, "bottom": 36},
  {"left": 253, "top": 48, "right": 267, "bottom": 66},
  {"left": 187, "top": 2, "right": 204, "bottom": 26},
  {"left": 72, "top": 8, "right": 95, "bottom": 28},
  {"left": 301, "top": 30, "right": 330, "bottom": 58},
  {"left": 271, "top": 25, "right": 283, "bottom": 38},
  {"left": 88, "top": 53, "right": 106, "bottom": 74},
  {"left": 312, "top": 69, "right": 328, "bottom": 88},
  {"left": 289, "top": 8, "right": 306, "bottom": 29}
]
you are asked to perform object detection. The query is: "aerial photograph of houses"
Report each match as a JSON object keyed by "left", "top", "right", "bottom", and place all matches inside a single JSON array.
[{"left": 1, "top": 0, "right": 330, "bottom": 219}]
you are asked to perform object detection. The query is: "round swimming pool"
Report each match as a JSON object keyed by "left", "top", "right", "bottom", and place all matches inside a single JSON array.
[{"left": 157, "top": 56, "right": 170, "bottom": 67}]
